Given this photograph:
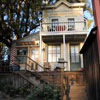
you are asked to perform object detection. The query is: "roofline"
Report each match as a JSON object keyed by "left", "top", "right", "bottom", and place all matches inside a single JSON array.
[
  {"left": 80, "top": 27, "right": 97, "bottom": 54},
  {"left": 42, "top": 0, "right": 85, "bottom": 10},
  {"left": 12, "top": 31, "right": 40, "bottom": 44}
]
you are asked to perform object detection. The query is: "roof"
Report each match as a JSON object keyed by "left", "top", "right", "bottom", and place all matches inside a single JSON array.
[
  {"left": 42, "top": 0, "right": 85, "bottom": 10},
  {"left": 80, "top": 27, "right": 97, "bottom": 54},
  {"left": 12, "top": 31, "right": 40, "bottom": 44}
]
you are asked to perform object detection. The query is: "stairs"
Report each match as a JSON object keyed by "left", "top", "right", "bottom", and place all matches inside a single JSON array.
[
  {"left": 69, "top": 85, "right": 88, "bottom": 100},
  {"left": 15, "top": 71, "right": 48, "bottom": 89}
]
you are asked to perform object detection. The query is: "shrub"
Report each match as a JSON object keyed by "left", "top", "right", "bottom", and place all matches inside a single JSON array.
[{"left": 26, "top": 84, "right": 61, "bottom": 100}]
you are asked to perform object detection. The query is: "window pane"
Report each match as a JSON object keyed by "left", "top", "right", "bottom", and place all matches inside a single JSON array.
[
  {"left": 48, "top": 45, "right": 61, "bottom": 62},
  {"left": 75, "top": 46, "right": 79, "bottom": 53},
  {"left": 57, "top": 54, "right": 60, "bottom": 62},
  {"left": 57, "top": 46, "right": 60, "bottom": 53},
  {"left": 31, "top": 48, "right": 38, "bottom": 60},
  {"left": 71, "top": 53, "right": 75, "bottom": 63},
  {"left": 52, "top": 46, "right": 56, "bottom": 53},
  {"left": 76, "top": 53, "right": 79, "bottom": 62},
  {"left": 71, "top": 46, "right": 74, "bottom": 53},
  {"left": 53, "top": 54, "right": 56, "bottom": 62},
  {"left": 70, "top": 45, "right": 80, "bottom": 63},
  {"left": 17, "top": 47, "right": 28, "bottom": 55},
  {"left": 48, "top": 54, "right": 52, "bottom": 62},
  {"left": 48, "top": 46, "right": 52, "bottom": 53},
  {"left": 68, "top": 18, "right": 75, "bottom": 31}
]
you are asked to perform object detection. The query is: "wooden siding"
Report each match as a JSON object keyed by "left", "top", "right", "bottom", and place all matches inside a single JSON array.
[{"left": 82, "top": 34, "right": 100, "bottom": 100}]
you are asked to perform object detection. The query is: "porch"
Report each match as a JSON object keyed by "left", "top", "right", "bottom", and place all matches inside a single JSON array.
[{"left": 40, "top": 20, "right": 88, "bottom": 34}]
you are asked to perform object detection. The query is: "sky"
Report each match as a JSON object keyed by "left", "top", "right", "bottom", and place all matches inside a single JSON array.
[{"left": 84, "top": 0, "right": 94, "bottom": 32}]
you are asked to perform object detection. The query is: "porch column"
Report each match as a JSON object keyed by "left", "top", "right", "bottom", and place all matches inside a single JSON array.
[
  {"left": 80, "top": 43, "right": 83, "bottom": 68},
  {"left": 40, "top": 34, "right": 43, "bottom": 71},
  {"left": 63, "top": 34, "right": 66, "bottom": 71}
]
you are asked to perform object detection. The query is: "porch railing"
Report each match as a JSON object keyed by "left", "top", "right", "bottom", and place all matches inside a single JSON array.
[
  {"left": 16, "top": 56, "right": 44, "bottom": 72},
  {"left": 41, "top": 21, "right": 88, "bottom": 33}
]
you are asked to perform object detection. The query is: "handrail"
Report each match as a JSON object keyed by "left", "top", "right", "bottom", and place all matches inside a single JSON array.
[
  {"left": 27, "top": 56, "right": 44, "bottom": 69},
  {"left": 42, "top": 21, "right": 86, "bottom": 24},
  {"left": 16, "top": 56, "right": 44, "bottom": 71}
]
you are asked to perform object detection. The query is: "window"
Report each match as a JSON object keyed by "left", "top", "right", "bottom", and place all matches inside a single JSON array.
[
  {"left": 68, "top": 18, "right": 75, "bottom": 31},
  {"left": 52, "top": 19, "right": 58, "bottom": 31},
  {"left": 48, "top": 45, "right": 61, "bottom": 62},
  {"left": 17, "top": 47, "right": 28, "bottom": 55},
  {"left": 31, "top": 48, "right": 38, "bottom": 60},
  {"left": 70, "top": 45, "right": 80, "bottom": 63},
  {"left": 16, "top": 47, "right": 28, "bottom": 63}
]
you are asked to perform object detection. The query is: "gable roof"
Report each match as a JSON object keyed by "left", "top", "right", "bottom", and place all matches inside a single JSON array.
[
  {"left": 12, "top": 31, "right": 40, "bottom": 44},
  {"left": 42, "top": 0, "right": 85, "bottom": 10}
]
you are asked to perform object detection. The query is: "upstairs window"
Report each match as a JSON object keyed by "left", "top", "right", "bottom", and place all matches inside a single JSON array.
[
  {"left": 52, "top": 19, "right": 58, "bottom": 31},
  {"left": 68, "top": 18, "right": 75, "bottom": 31}
]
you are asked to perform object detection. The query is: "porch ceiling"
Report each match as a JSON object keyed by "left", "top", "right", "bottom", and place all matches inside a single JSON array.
[{"left": 42, "top": 34, "right": 87, "bottom": 43}]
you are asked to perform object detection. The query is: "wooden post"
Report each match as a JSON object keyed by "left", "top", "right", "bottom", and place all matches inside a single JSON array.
[
  {"left": 61, "top": 63, "right": 64, "bottom": 100},
  {"left": 58, "top": 58, "right": 67, "bottom": 100},
  {"left": 92, "top": 0, "right": 100, "bottom": 64}
]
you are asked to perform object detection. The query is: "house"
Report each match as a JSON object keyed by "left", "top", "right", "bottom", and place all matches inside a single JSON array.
[{"left": 10, "top": 0, "right": 88, "bottom": 71}]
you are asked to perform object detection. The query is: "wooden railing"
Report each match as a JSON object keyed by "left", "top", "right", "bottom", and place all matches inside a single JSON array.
[
  {"left": 16, "top": 56, "right": 44, "bottom": 72},
  {"left": 41, "top": 21, "right": 88, "bottom": 33}
]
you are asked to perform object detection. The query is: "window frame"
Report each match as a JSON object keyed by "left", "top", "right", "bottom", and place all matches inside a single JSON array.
[
  {"left": 70, "top": 44, "right": 80, "bottom": 63},
  {"left": 68, "top": 18, "right": 75, "bottom": 31},
  {"left": 48, "top": 44, "right": 61, "bottom": 62},
  {"left": 51, "top": 19, "right": 58, "bottom": 31}
]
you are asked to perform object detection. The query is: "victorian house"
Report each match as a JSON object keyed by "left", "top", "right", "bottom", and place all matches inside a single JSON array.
[{"left": 10, "top": 0, "right": 88, "bottom": 71}]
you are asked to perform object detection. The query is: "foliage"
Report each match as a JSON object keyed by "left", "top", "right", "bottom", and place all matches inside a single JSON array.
[
  {"left": 26, "top": 84, "right": 61, "bottom": 100},
  {"left": 0, "top": 80, "right": 31, "bottom": 97},
  {"left": 17, "top": 84, "right": 31, "bottom": 97},
  {"left": 0, "top": 0, "right": 93, "bottom": 48},
  {"left": 0, "top": 80, "right": 16, "bottom": 96}
]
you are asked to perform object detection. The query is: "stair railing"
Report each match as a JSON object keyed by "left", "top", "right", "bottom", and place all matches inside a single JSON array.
[{"left": 15, "top": 56, "right": 44, "bottom": 72}]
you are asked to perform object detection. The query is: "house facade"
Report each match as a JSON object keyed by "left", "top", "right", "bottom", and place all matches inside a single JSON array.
[{"left": 10, "top": 0, "right": 88, "bottom": 71}]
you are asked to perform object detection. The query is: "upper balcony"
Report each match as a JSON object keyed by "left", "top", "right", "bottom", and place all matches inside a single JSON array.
[{"left": 40, "top": 20, "right": 88, "bottom": 35}]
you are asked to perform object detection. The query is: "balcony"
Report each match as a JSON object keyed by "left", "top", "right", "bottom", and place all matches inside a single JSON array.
[{"left": 40, "top": 21, "right": 88, "bottom": 34}]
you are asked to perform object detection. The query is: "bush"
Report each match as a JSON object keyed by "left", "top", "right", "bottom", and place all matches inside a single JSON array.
[{"left": 26, "top": 84, "right": 61, "bottom": 100}]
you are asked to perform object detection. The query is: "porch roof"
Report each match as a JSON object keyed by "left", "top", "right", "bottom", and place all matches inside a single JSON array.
[{"left": 42, "top": 34, "right": 87, "bottom": 43}]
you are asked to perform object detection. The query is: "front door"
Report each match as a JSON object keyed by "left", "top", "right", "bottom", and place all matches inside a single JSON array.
[
  {"left": 29, "top": 47, "right": 39, "bottom": 70},
  {"left": 70, "top": 44, "right": 81, "bottom": 71}
]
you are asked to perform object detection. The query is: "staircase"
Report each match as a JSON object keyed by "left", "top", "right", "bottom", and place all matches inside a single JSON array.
[
  {"left": 0, "top": 56, "right": 88, "bottom": 100},
  {"left": 15, "top": 71, "right": 48, "bottom": 89},
  {"left": 69, "top": 85, "right": 88, "bottom": 100}
]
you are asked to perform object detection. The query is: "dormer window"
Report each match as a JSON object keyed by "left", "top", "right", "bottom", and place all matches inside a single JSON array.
[{"left": 68, "top": 18, "right": 75, "bottom": 31}]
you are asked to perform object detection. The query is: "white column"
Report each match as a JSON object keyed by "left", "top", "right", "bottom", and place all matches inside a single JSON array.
[
  {"left": 63, "top": 34, "right": 66, "bottom": 71},
  {"left": 80, "top": 43, "right": 84, "bottom": 68},
  {"left": 40, "top": 34, "right": 43, "bottom": 71}
]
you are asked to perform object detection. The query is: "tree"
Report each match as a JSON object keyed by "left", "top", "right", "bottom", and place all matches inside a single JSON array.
[
  {"left": 0, "top": 0, "right": 44, "bottom": 47},
  {"left": 0, "top": 0, "right": 93, "bottom": 60}
]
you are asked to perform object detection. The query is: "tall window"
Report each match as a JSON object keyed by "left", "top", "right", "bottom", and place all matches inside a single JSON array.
[
  {"left": 68, "top": 18, "right": 75, "bottom": 31},
  {"left": 52, "top": 19, "right": 58, "bottom": 31},
  {"left": 70, "top": 45, "right": 80, "bottom": 63},
  {"left": 48, "top": 45, "right": 61, "bottom": 62}
]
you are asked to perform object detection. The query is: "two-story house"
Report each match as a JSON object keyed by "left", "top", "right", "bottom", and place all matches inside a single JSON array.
[
  {"left": 10, "top": 0, "right": 88, "bottom": 71},
  {"left": 40, "top": 0, "right": 88, "bottom": 71}
]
